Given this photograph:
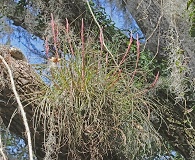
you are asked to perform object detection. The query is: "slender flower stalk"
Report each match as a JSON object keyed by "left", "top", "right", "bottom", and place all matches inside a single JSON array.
[
  {"left": 66, "top": 18, "right": 74, "bottom": 55},
  {"left": 81, "top": 18, "right": 85, "bottom": 88},
  {"left": 45, "top": 37, "right": 49, "bottom": 59},
  {"left": 150, "top": 71, "right": 159, "bottom": 88},
  {"left": 98, "top": 27, "right": 104, "bottom": 70},
  {"left": 110, "top": 33, "right": 133, "bottom": 87},
  {"left": 65, "top": 18, "right": 69, "bottom": 34},
  {"left": 129, "top": 34, "right": 140, "bottom": 85},
  {"left": 119, "top": 33, "right": 133, "bottom": 66},
  {"left": 140, "top": 71, "right": 160, "bottom": 95},
  {"left": 50, "top": 13, "right": 59, "bottom": 59},
  {"left": 99, "top": 28, "right": 104, "bottom": 52},
  {"left": 108, "top": 69, "right": 122, "bottom": 89}
]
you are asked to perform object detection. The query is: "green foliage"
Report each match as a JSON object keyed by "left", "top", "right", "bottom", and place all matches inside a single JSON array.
[
  {"left": 187, "top": 0, "right": 195, "bottom": 37},
  {"left": 87, "top": 1, "right": 129, "bottom": 42},
  {"left": 187, "top": 0, "right": 194, "bottom": 9}
]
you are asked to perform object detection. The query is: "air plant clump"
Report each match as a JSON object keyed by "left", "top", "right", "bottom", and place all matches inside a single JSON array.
[{"left": 34, "top": 13, "right": 162, "bottom": 159}]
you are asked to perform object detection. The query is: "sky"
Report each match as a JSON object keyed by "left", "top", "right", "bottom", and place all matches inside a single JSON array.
[
  {"left": 0, "top": 23, "right": 45, "bottom": 64},
  {"left": 0, "top": 0, "right": 145, "bottom": 64},
  {"left": 97, "top": 0, "right": 145, "bottom": 42}
]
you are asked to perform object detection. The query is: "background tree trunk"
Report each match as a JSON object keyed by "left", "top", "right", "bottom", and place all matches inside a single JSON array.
[
  {"left": 123, "top": 1, "right": 195, "bottom": 159},
  {"left": 124, "top": 0, "right": 195, "bottom": 77}
]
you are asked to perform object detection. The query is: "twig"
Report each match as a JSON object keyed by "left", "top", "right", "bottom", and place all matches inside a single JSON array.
[
  {"left": 86, "top": 0, "right": 120, "bottom": 69},
  {"left": 0, "top": 55, "right": 33, "bottom": 160}
]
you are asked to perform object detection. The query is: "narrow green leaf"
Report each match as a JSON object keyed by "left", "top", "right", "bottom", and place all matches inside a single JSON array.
[{"left": 187, "top": 0, "right": 194, "bottom": 9}]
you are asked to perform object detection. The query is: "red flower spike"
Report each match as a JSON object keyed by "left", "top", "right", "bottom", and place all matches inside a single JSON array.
[
  {"left": 98, "top": 28, "right": 104, "bottom": 70},
  {"left": 50, "top": 13, "right": 59, "bottom": 59},
  {"left": 150, "top": 71, "right": 159, "bottom": 88},
  {"left": 66, "top": 18, "right": 69, "bottom": 34},
  {"left": 81, "top": 18, "right": 85, "bottom": 86},
  {"left": 119, "top": 32, "right": 133, "bottom": 66},
  {"left": 129, "top": 33, "right": 141, "bottom": 85},
  {"left": 99, "top": 28, "right": 104, "bottom": 52},
  {"left": 45, "top": 37, "right": 49, "bottom": 59},
  {"left": 135, "top": 34, "right": 140, "bottom": 68}
]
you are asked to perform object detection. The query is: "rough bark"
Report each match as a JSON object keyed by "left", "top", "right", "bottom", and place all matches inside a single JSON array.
[
  {"left": 125, "top": 0, "right": 195, "bottom": 77},
  {"left": 0, "top": 46, "right": 45, "bottom": 159}
]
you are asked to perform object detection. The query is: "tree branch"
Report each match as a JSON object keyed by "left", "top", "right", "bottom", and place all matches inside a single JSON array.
[{"left": 0, "top": 53, "right": 33, "bottom": 160}]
